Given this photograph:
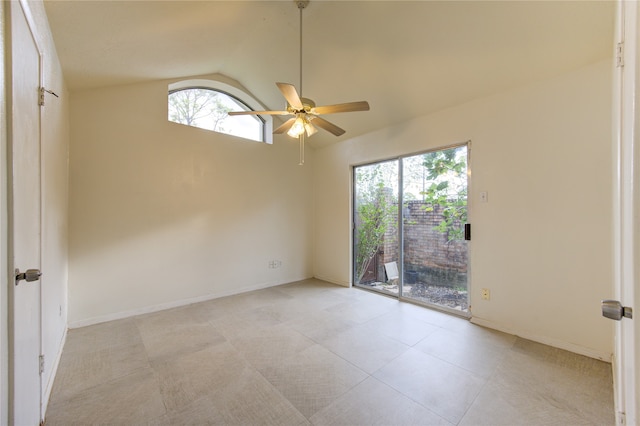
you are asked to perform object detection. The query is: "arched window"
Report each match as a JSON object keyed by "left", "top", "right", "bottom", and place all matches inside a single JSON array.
[{"left": 168, "top": 78, "right": 272, "bottom": 143}]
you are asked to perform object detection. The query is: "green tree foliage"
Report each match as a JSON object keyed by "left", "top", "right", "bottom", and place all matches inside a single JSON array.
[
  {"left": 354, "top": 163, "right": 397, "bottom": 283},
  {"left": 421, "top": 147, "right": 468, "bottom": 241},
  {"left": 168, "top": 88, "right": 232, "bottom": 131}
]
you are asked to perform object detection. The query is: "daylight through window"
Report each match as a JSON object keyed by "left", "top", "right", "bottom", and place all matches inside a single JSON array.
[{"left": 168, "top": 88, "right": 263, "bottom": 141}]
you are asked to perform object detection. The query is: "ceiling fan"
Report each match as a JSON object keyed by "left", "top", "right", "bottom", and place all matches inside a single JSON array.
[
  {"left": 229, "top": 82, "right": 370, "bottom": 138},
  {"left": 228, "top": 0, "right": 370, "bottom": 163}
]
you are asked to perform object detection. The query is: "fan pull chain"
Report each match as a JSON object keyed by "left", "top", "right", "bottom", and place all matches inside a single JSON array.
[{"left": 299, "top": 133, "right": 305, "bottom": 165}]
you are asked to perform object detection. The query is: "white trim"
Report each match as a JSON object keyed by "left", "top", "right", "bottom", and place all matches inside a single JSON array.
[
  {"left": 0, "top": 2, "right": 8, "bottom": 423},
  {"left": 68, "top": 278, "right": 308, "bottom": 329},
  {"left": 313, "top": 274, "right": 351, "bottom": 288},
  {"left": 17, "top": 0, "right": 42, "bottom": 54},
  {"left": 41, "top": 328, "right": 66, "bottom": 416},
  {"left": 612, "top": 0, "right": 638, "bottom": 424},
  {"left": 168, "top": 77, "right": 273, "bottom": 144},
  {"left": 470, "top": 317, "right": 613, "bottom": 362},
  {"left": 611, "top": 0, "right": 625, "bottom": 420}
]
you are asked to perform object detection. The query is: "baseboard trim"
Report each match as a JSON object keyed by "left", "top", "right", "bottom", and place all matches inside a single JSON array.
[
  {"left": 312, "top": 275, "right": 350, "bottom": 287},
  {"left": 42, "top": 327, "right": 67, "bottom": 417},
  {"left": 470, "top": 317, "right": 613, "bottom": 362},
  {"left": 68, "top": 277, "right": 311, "bottom": 329}
]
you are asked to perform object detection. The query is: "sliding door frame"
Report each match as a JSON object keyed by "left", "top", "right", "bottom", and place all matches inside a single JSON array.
[{"left": 351, "top": 140, "right": 472, "bottom": 317}]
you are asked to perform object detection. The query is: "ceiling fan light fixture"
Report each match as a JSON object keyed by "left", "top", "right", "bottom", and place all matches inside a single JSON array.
[
  {"left": 287, "top": 115, "right": 306, "bottom": 138},
  {"left": 304, "top": 121, "right": 318, "bottom": 137}
]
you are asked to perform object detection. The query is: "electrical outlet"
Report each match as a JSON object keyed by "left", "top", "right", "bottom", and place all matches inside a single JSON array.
[
  {"left": 268, "top": 260, "right": 282, "bottom": 269},
  {"left": 481, "top": 288, "right": 490, "bottom": 300}
]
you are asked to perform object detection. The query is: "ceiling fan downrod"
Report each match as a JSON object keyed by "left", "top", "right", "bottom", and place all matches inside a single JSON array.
[
  {"left": 296, "top": 0, "right": 308, "bottom": 98},
  {"left": 296, "top": 0, "right": 308, "bottom": 165}
]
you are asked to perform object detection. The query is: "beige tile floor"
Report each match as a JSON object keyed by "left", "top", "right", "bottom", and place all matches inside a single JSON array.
[{"left": 46, "top": 279, "right": 614, "bottom": 425}]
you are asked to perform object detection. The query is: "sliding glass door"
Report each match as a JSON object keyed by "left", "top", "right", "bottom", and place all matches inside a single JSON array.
[
  {"left": 401, "top": 146, "right": 469, "bottom": 312},
  {"left": 353, "top": 144, "right": 469, "bottom": 314},
  {"left": 353, "top": 160, "right": 399, "bottom": 296}
]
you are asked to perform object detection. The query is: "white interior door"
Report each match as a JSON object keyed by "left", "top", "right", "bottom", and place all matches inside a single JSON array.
[
  {"left": 612, "top": 1, "right": 638, "bottom": 424},
  {"left": 8, "top": 1, "right": 43, "bottom": 424}
]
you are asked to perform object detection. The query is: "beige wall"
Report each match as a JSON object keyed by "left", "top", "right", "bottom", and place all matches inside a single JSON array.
[
  {"left": 68, "top": 78, "right": 313, "bottom": 326},
  {"left": 67, "top": 47, "right": 613, "bottom": 358},
  {"left": 313, "top": 60, "right": 614, "bottom": 359}
]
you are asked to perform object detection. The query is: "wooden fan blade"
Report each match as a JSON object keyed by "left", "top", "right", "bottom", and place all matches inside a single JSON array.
[
  {"left": 311, "top": 116, "right": 346, "bottom": 136},
  {"left": 312, "top": 101, "right": 370, "bottom": 115},
  {"left": 276, "top": 82, "right": 303, "bottom": 110},
  {"left": 228, "top": 110, "right": 290, "bottom": 116},
  {"left": 274, "top": 117, "right": 297, "bottom": 134}
]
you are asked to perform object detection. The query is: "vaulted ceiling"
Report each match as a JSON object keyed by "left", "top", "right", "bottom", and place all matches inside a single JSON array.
[{"left": 44, "top": 0, "right": 615, "bottom": 148}]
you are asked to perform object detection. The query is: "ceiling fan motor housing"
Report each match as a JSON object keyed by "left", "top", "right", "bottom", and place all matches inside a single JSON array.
[{"left": 288, "top": 97, "right": 316, "bottom": 113}]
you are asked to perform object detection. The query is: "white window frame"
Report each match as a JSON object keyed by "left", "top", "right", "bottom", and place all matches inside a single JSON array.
[{"left": 168, "top": 78, "right": 273, "bottom": 144}]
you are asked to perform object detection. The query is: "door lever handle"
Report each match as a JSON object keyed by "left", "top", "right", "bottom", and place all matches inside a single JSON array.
[
  {"left": 15, "top": 268, "right": 42, "bottom": 285},
  {"left": 602, "top": 299, "right": 633, "bottom": 320}
]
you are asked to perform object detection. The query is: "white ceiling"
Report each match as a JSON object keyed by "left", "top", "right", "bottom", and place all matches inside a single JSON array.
[{"left": 44, "top": 0, "right": 615, "bottom": 148}]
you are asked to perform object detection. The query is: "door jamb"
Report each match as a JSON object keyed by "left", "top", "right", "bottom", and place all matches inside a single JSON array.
[{"left": 612, "top": 0, "right": 638, "bottom": 424}]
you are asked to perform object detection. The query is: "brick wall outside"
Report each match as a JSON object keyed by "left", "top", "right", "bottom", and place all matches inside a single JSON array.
[{"left": 378, "top": 200, "right": 468, "bottom": 288}]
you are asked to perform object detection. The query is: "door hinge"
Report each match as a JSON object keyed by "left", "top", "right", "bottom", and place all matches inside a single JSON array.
[
  {"left": 39, "top": 354, "right": 45, "bottom": 375},
  {"left": 618, "top": 411, "right": 626, "bottom": 425},
  {"left": 616, "top": 42, "right": 624, "bottom": 68},
  {"left": 39, "top": 87, "right": 59, "bottom": 106},
  {"left": 464, "top": 223, "right": 471, "bottom": 241}
]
